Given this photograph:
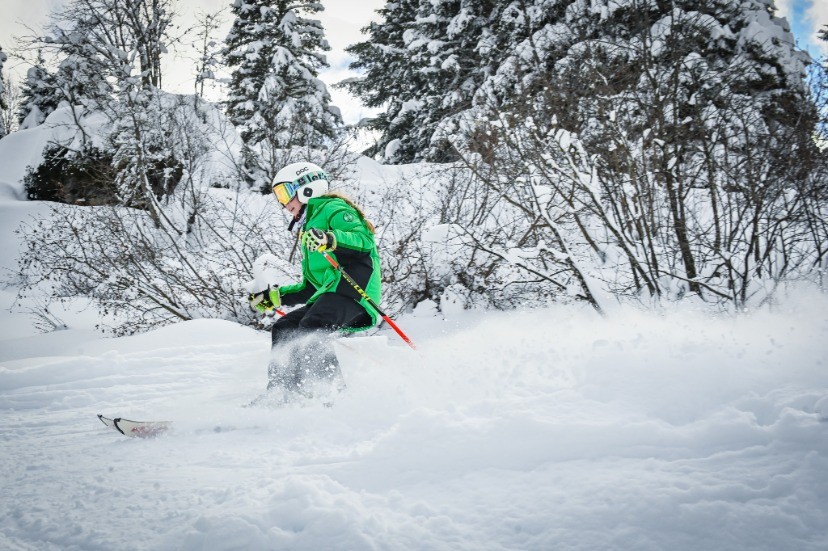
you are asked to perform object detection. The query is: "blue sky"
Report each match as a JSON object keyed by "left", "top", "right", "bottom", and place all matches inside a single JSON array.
[{"left": 779, "top": 0, "right": 827, "bottom": 58}]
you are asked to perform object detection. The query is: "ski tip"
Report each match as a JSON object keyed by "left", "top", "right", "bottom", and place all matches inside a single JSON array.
[
  {"left": 98, "top": 414, "right": 170, "bottom": 438},
  {"left": 98, "top": 414, "right": 125, "bottom": 435}
]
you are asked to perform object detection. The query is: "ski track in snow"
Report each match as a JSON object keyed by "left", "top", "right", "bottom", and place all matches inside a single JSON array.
[{"left": 1, "top": 300, "right": 827, "bottom": 550}]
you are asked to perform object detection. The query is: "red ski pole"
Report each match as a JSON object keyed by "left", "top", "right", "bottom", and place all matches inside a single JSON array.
[{"left": 321, "top": 251, "right": 416, "bottom": 350}]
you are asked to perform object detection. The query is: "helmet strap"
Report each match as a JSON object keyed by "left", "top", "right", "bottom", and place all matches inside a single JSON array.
[
  {"left": 287, "top": 204, "right": 306, "bottom": 232},
  {"left": 287, "top": 205, "right": 306, "bottom": 263}
]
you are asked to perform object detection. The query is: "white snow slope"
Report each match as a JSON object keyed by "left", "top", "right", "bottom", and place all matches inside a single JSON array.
[{"left": 1, "top": 200, "right": 828, "bottom": 550}]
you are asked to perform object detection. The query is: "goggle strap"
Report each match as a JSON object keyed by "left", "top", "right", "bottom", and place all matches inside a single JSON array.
[{"left": 295, "top": 171, "right": 328, "bottom": 186}]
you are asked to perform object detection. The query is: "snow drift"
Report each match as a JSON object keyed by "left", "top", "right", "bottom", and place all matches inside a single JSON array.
[{"left": 1, "top": 288, "right": 827, "bottom": 550}]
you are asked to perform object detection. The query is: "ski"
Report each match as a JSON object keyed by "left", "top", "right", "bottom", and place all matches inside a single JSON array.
[{"left": 97, "top": 414, "right": 171, "bottom": 438}]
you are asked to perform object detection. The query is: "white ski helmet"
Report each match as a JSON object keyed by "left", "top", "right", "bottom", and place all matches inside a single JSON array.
[{"left": 271, "top": 162, "right": 329, "bottom": 205}]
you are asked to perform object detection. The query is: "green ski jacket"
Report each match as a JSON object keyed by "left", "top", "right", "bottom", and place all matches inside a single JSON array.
[{"left": 278, "top": 196, "right": 382, "bottom": 328}]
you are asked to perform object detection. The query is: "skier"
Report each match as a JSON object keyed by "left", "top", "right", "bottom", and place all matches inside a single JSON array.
[{"left": 247, "top": 161, "right": 381, "bottom": 398}]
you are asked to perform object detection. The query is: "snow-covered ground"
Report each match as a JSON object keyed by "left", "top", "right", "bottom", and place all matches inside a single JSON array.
[
  {"left": 1, "top": 195, "right": 827, "bottom": 550},
  {"left": 0, "top": 105, "right": 826, "bottom": 548}
]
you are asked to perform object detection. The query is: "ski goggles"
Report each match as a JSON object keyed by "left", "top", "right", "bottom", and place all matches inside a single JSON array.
[
  {"left": 272, "top": 171, "right": 329, "bottom": 205},
  {"left": 272, "top": 180, "right": 302, "bottom": 205}
]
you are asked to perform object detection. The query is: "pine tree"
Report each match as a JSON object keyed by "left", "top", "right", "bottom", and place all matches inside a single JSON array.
[
  {"left": 222, "top": 0, "right": 340, "bottom": 156},
  {"left": 18, "top": 52, "right": 61, "bottom": 129},
  {"left": 343, "top": 0, "right": 503, "bottom": 163},
  {"left": 342, "top": 0, "right": 424, "bottom": 162},
  {"left": 474, "top": 0, "right": 813, "bottom": 146}
]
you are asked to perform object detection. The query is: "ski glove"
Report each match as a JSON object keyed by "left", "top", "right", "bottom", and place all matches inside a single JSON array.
[
  {"left": 301, "top": 228, "right": 336, "bottom": 252},
  {"left": 248, "top": 285, "right": 281, "bottom": 313}
]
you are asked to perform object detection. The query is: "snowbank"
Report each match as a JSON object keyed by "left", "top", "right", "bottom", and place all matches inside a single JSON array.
[
  {"left": 0, "top": 106, "right": 93, "bottom": 199},
  {"left": 1, "top": 291, "right": 826, "bottom": 550},
  {"left": 0, "top": 95, "right": 244, "bottom": 200}
]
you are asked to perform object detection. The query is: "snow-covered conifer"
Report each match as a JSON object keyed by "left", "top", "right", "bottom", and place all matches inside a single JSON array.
[
  {"left": 17, "top": 53, "right": 61, "bottom": 129},
  {"left": 342, "top": 0, "right": 424, "bottom": 162},
  {"left": 344, "top": 0, "right": 503, "bottom": 163},
  {"left": 222, "top": 0, "right": 340, "bottom": 161}
]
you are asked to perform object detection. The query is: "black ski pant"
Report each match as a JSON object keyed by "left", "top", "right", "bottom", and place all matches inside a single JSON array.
[{"left": 267, "top": 293, "right": 372, "bottom": 392}]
